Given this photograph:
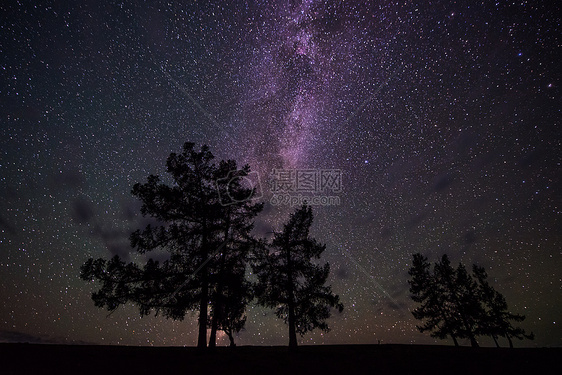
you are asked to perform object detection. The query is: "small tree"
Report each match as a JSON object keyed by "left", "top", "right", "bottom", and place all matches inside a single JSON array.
[
  {"left": 408, "top": 253, "right": 461, "bottom": 346},
  {"left": 433, "top": 256, "right": 480, "bottom": 347},
  {"left": 473, "top": 265, "right": 534, "bottom": 348},
  {"left": 409, "top": 253, "right": 534, "bottom": 347},
  {"left": 253, "top": 205, "right": 343, "bottom": 350},
  {"left": 210, "top": 269, "right": 253, "bottom": 347},
  {"left": 410, "top": 254, "right": 481, "bottom": 347}
]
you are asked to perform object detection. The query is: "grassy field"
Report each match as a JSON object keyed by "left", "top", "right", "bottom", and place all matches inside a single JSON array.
[{"left": 1, "top": 343, "right": 559, "bottom": 375}]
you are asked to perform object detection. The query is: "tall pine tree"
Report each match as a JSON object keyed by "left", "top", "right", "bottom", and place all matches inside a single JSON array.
[
  {"left": 80, "top": 143, "right": 262, "bottom": 348},
  {"left": 409, "top": 253, "right": 461, "bottom": 346},
  {"left": 207, "top": 159, "right": 263, "bottom": 348},
  {"left": 253, "top": 205, "right": 343, "bottom": 350},
  {"left": 410, "top": 254, "right": 481, "bottom": 346},
  {"left": 433, "top": 256, "right": 481, "bottom": 347}
]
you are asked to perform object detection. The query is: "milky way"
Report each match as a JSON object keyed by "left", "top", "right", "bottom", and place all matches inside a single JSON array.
[
  {"left": 0, "top": 1, "right": 560, "bottom": 347},
  {"left": 236, "top": 1, "right": 400, "bottom": 171}
]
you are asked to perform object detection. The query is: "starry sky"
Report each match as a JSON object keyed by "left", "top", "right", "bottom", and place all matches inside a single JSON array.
[{"left": 1, "top": 1, "right": 560, "bottom": 347}]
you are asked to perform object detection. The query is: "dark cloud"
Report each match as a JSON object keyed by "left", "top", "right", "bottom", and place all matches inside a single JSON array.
[
  {"left": 334, "top": 266, "right": 349, "bottom": 280},
  {"left": 259, "top": 201, "right": 276, "bottom": 216},
  {"left": 93, "top": 225, "right": 127, "bottom": 242},
  {"left": 252, "top": 218, "right": 275, "bottom": 239},
  {"left": 71, "top": 198, "right": 95, "bottom": 224},
  {"left": 433, "top": 173, "right": 453, "bottom": 192},
  {"left": 386, "top": 300, "right": 409, "bottom": 311},
  {"left": 389, "top": 285, "right": 408, "bottom": 300},
  {"left": 463, "top": 229, "right": 477, "bottom": 245},
  {"left": 121, "top": 199, "right": 141, "bottom": 221},
  {"left": 107, "top": 243, "right": 132, "bottom": 259},
  {"left": 71, "top": 199, "right": 134, "bottom": 259},
  {"left": 91, "top": 224, "right": 132, "bottom": 260}
]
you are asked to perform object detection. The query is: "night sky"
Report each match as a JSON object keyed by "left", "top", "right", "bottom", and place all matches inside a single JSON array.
[{"left": 1, "top": 1, "right": 560, "bottom": 347}]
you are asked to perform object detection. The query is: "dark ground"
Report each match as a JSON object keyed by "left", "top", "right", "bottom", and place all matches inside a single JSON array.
[{"left": 0, "top": 343, "right": 559, "bottom": 375}]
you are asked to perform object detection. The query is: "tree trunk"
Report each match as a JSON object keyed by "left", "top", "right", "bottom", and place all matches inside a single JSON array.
[
  {"left": 288, "top": 301, "right": 297, "bottom": 350},
  {"left": 492, "top": 335, "right": 500, "bottom": 348},
  {"left": 286, "top": 241, "right": 297, "bottom": 351},
  {"left": 507, "top": 334, "right": 513, "bottom": 348},
  {"left": 227, "top": 330, "right": 236, "bottom": 347},
  {"left": 208, "top": 313, "right": 218, "bottom": 348},
  {"left": 458, "top": 313, "right": 478, "bottom": 347},
  {"left": 451, "top": 335, "right": 459, "bottom": 347},
  {"left": 469, "top": 335, "right": 479, "bottom": 348},
  {"left": 197, "top": 222, "right": 209, "bottom": 349},
  {"left": 198, "top": 275, "right": 208, "bottom": 349},
  {"left": 443, "top": 272, "right": 478, "bottom": 348},
  {"left": 209, "top": 216, "right": 230, "bottom": 349},
  {"left": 208, "top": 289, "right": 222, "bottom": 348}
]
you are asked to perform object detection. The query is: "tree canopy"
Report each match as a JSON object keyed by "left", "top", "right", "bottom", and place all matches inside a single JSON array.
[
  {"left": 252, "top": 205, "right": 344, "bottom": 349},
  {"left": 408, "top": 253, "right": 534, "bottom": 347},
  {"left": 81, "top": 142, "right": 263, "bottom": 348}
]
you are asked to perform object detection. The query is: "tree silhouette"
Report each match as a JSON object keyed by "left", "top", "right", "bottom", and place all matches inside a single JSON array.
[
  {"left": 409, "top": 253, "right": 534, "bottom": 347},
  {"left": 473, "top": 265, "right": 534, "bottom": 348},
  {"left": 433, "top": 255, "right": 480, "bottom": 347},
  {"left": 80, "top": 143, "right": 262, "bottom": 349},
  {"left": 410, "top": 254, "right": 480, "bottom": 346},
  {"left": 252, "top": 205, "right": 343, "bottom": 350},
  {"left": 209, "top": 268, "right": 253, "bottom": 347},
  {"left": 207, "top": 159, "right": 263, "bottom": 348},
  {"left": 408, "top": 253, "right": 461, "bottom": 346}
]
